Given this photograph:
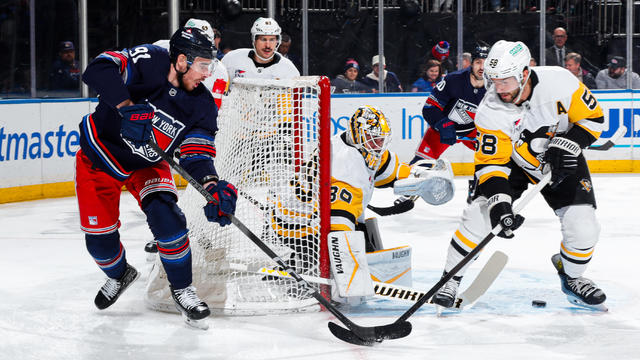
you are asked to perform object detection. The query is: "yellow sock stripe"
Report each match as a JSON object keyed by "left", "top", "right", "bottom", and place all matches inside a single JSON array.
[
  {"left": 561, "top": 243, "right": 594, "bottom": 258},
  {"left": 454, "top": 229, "right": 478, "bottom": 250}
]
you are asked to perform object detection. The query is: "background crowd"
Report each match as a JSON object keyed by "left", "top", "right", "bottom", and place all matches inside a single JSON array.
[{"left": 0, "top": 0, "right": 638, "bottom": 98}]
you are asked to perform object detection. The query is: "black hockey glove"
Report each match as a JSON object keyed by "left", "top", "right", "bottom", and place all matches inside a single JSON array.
[
  {"left": 543, "top": 137, "right": 581, "bottom": 189},
  {"left": 487, "top": 193, "right": 525, "bottom": 239},
  {"left": 204, "top": 180, "right": 238, "bottom": 227},
  {"left": 434, "top": 117, "right": 457, "bottom": 145}
]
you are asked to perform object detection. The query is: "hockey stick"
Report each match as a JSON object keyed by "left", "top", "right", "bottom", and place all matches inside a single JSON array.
[
  {"left": 587, "top": 125, "right": 627, "bottom": 151},
  {"left": 238, "top": 250, "right": 507, "bottom": 308},
  {"left": 147, "top": 140, "right": 411, "bottom": 345},
  {"left": 367, "top": 196, "right": 418, "bottom": 216},
  {"left": 329, "top": 172, "right": 552, "bottom": 345}
]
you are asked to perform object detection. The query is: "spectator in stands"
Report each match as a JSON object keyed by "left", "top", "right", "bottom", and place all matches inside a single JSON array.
[
  {"left": 331, "top": 59, "right": 373, "bottom": 94},
  {"left": 432, "top": 0, "right": 453, "bottom": 13},
  {"left": 565, "top": 52, "right": 597, "bottom": 89},
  {"left": 411, "top": 59, "right": 443, "bottom": 92},
  {"left": 278, "top": 33, "right": 301, "bottom": 71},
  {"left": 361, "top": 55, "right": 403, "bottom": 93},
  {"left": 491, "top": 0, "right": 518, "bottom": 12},
  {"left": 595, "top": 56, "right": 640, "bottom": 89},
  {"left": 429, "top": 41, "right": 456, "bottom": 74},
  {"left": 530, "top": 57, "right": 537, "bottom": 67},
  {"left": 461, "top": 52, "right": 472, "bottom": 69},
  {"left": 545, "top": 27, "right": 571, "bottom": 67},
  {"left": 49, "top": 40, "right": 81, "bottom": 90}
]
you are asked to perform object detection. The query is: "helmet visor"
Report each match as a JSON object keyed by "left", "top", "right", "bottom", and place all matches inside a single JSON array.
[
  {"left": 189, "top": 57, "right": 214, "bottom": 76},
  {"left": 489, "top": 76, "right": 520, "bottom": 93}
]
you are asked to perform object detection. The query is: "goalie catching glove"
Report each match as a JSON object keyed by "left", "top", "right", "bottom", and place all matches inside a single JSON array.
[
  {"left": 487, "top": 193, "right": 524, "bottom": 239},
  {"left": 204, "top": 180, "right": 238, "bottom": 226},
  {"left": 393, "top": 158, "right": 455, "bottom": 205},
  {"left": 543, "top": 136, "right": 581, "bottom": 189}
]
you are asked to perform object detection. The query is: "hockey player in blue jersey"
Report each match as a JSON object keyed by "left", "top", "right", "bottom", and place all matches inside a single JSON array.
[
  {"left": 412, "top": 45, "right": 490, "bottom": 163},
  {"left": 75, "top": 27, "right": 238, "bottom": 328}
]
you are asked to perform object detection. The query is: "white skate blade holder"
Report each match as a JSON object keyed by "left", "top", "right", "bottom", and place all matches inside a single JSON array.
[
  {"left": 565, "top": 294, "right": 609, "bottom": 312},
  {"left": 183, "top": 316, "right": 210, "bottom": 330}
]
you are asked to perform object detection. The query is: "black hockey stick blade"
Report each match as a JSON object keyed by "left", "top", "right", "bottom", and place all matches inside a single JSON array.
[
  {"left": 328, "top": 321, "right": 412, "bottom": 346},
  {"left": 367, "top": 197, "right": 415, "bottom": 216}
]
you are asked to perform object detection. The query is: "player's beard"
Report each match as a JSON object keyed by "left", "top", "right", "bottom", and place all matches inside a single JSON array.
[
  {"left": 471, "top": 68, "right": 483, "bottom": 81},
  {"left": 497, "top": 88, "right": 520, "bottom": 103}
]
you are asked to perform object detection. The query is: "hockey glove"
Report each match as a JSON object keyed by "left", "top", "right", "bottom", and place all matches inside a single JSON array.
[
  {"left": 204, "top": 180, "right": 238, "bottom": 226},
  {"left": 434, "top": 118, "right": 457, "bottom": 145},
  {"left": 119, "top": 103, "right": 155, "bottom": 147},
  {"left": 487, "top": 193, "right": 525, "bottom": 239},
  {"left": 543, "top": 137, "right": 581, "bottom": 189}
]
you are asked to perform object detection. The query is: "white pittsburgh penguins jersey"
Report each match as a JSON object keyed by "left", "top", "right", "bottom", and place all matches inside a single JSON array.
[
  {"left": 474, "top": 66, "right": 604, "bottom": 185},
  {"left": 221, "top": 48, "right": 300, "bottom": 81},
  {"left": 330, "top": 134, "right": 411, "bottom": 232}
]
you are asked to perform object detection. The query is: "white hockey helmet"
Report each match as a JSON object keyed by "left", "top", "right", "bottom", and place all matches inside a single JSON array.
[
  {"left": 251, "top": 17, "right": 282, "bottom": 49},
  {"left": 484, "top": 40, "right": 531, "bottom": 101},
  {"left": 184, "top": 18, "right": 215, "bottom": 43}
]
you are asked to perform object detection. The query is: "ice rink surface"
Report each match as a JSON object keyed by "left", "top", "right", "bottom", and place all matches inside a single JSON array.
[{"left": 1, "top": 174, "right": 639, "bottom": 360}]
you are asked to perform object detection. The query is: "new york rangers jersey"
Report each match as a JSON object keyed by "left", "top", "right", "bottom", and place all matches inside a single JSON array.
[
  {"left": 423, "top": 67, "right": 486, "bottom": 137},
  {"left": 80, "top": 44, "right": 218, "bottom": 183},
  {"left": 221, "top": 48, "right": 300, "bottom": 81}
]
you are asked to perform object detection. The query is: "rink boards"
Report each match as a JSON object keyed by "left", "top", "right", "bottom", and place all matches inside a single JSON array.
[{"left": 1, "top": 90, "right": 639, "bottom": 203}]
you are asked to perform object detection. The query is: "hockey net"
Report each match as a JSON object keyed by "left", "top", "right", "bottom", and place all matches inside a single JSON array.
[{"left": 145, "top": 76, "right": 332, "bottom": 315}]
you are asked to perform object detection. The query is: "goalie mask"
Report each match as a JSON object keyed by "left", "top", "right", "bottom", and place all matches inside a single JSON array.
[
  {"left": 484, "top": 40, "right": 531, "bottom": 103},
  {"left": 347, "top": 105, "right": 392, "bottom": 169}
]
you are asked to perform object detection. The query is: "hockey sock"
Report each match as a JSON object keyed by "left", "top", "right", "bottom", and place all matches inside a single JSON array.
[
  {"left": 86, "top": 232, "right": 127, "bottom": 279},
  {"left": 143, "top": 192, "right": 192, "bottom": 289}
]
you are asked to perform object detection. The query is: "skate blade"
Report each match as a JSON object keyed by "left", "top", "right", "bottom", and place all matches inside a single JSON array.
[
  {"left": 184, "top": 316, "right": 209, "bottom": 330},
  {"left": 145, "top": 252, "right": 157, "bottom": 262},
  {"left": 566, "top": 295, "right": 609, "bottom": 312}
]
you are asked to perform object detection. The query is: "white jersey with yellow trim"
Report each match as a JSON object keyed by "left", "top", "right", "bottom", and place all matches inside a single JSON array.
[
  {"left": 474, "top": 66, "right": 604, "bottom": 185},
  {"left": 221, "top": 48, "right": 300, "bottom": 81},
  {"left": 330, "top": 133, "right": 410, "bottom": 232}
]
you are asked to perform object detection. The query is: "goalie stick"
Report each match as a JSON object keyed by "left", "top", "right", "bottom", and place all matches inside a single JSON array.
[
  {"left": 233, "top": 250, "right": 507, "bottom": 308},
  {"left": 147, "top": 140, "right": 411, "bottom": 345},
  {"left": 329, "top": 172, "right": 553, "bottom": 346},
  {"left": 587, "top": 125, "right": 627, "bottom": 151}
]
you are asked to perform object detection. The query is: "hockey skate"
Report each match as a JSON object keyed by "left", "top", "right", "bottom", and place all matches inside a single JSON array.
[
  {"left": 144, "top": 239, "right": 158, "bottom": 262},
  {"left": 432, "top": 272, "right": 462, "bottom": 313},
  {"left": 551, "top": 253, "right": 608, "bottom": 311},
  {"left": 171, "top": 285, "right": 211, "bottom": 330},
  {"left": 94, "top": 263, "right": 140, "bottom": 310}
]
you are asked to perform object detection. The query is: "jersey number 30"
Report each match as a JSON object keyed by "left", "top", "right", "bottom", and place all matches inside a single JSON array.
[{"left": 330, "top": 186, "right": 353, "bottom": 204}]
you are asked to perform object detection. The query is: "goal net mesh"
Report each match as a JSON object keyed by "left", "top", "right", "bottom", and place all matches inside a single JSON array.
[{"left": 145, "top": 76, "right": 331, "bottom": 315}]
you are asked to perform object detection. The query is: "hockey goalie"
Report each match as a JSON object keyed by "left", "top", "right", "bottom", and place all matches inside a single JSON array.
[{"left": 267, "top": 105, "right": 455, "bottom": 304}]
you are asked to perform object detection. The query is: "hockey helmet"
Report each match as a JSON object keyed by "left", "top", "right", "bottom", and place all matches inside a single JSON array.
[
  {"left": 471, "top": 45, "right": 490, "bottom": 62},
  {"left": 184, "top": 18, "right": 215, "bottom": 42},
  {"left": 169, "top": 27, "right": 216, "bottom": 65},
  {"left": 347, "top": 105, "right": 392, "bottom": 169},
  {"left": 250, "top": 17, "right": 282, "bottom": 48},
  {"left": 484, "top": 40, "right": 531, "bottom": 100}
]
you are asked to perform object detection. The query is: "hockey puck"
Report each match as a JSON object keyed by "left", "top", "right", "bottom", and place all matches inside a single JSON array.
[{"left": 532, "top": 300, "right": 546, "bottom": 308}]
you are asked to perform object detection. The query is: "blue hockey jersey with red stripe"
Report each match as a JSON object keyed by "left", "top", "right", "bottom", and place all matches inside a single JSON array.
[
  {"left": 423, "top": 67, "right": 486, "bottom": 138},
  {"left": 80, "top": 44, "right": 218, "bottom": 182}
]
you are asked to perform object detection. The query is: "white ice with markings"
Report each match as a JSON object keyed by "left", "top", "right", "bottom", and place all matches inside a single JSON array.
[{"left": 1, "top": 174, "right": 639, "bottom": 359}]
